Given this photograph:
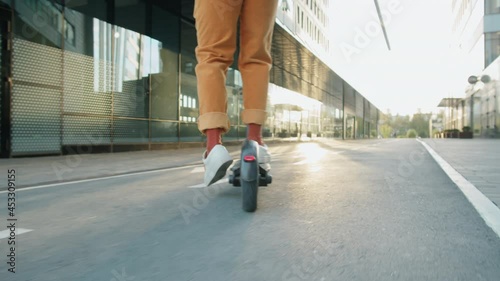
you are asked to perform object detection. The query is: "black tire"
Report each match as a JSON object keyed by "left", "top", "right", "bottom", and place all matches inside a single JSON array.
[{"left": 242, "top": 180, "right": 258, "bottom": 212}]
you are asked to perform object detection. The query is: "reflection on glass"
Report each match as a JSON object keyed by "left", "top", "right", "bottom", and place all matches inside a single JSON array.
[
  {"left": 151, "top": 7, "right": 179, "bottom": 121},
  {"left": 179, "top": 21, "right": 199, "bottom": 141},
  {"left": 486, "top": 0, "right": 500, "bottom": 14},
  {"left": 65, "top": 0, "right": 107, "bottom": 22},
  {"left": 346, "top": 115, "right": 355, "bottom": 139},
  {"left": 485, "top": 32, "right": 500, "bottom": 66},
  {"left": 267, "top": 84, "right": 322, "bottom": 138},
  {"left": 151, "top": 121, "right": 178, "bottom": 142},
  {"left": 91, "top": 19, "right": 162, "bottom": 118}
]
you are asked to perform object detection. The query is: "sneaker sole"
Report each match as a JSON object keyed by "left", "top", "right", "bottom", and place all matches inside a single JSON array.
[{"left": 207, "top": 159, "right": 233, "bottom": 186}]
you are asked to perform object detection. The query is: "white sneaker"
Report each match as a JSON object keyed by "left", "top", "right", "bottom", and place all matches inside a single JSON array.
[
  {"left": 259, "top": 144, "right": 271, "bottom": 164},
  {"left": 203, "top": 145, "right": 233, "bottom": 186}
]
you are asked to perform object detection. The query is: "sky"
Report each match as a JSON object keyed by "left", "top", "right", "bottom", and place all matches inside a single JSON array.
[{"left": 326, "top": 0, "right": 467, "bottom": 116}]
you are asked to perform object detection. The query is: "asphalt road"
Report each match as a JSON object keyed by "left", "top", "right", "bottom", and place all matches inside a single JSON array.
[{"left": 1, "top": 139, "right": 499, "bottom": 281}]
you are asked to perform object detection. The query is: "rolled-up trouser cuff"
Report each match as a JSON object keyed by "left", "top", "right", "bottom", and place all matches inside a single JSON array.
[
  {"left": 241, "top": 109, "right": 267, "bottom": 125},
  {"left": 198, "top": 112, "right": 230, "bottom": 134}
]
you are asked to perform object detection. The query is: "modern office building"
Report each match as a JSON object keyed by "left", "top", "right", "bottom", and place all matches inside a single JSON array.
[
  {"left": 0, "top": 0, "right": 381, "bottom": 157},
  {"left": 276, "top": 0, "right": 330, "bottom": 62},
  {"left": 451, "top": 0, "right": 500, "bottom": 70},
  {"left": 441, "top": 0, "right": 500, "bottom": 137}
]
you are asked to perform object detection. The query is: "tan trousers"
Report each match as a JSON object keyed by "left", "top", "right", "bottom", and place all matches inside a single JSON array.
[{"left": 194, "top": 0, "right": 278, "bottom": 134}]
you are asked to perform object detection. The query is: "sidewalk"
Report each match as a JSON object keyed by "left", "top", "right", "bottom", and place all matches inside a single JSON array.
[
  {"left": 423, "top": 139, "right": 500, "bottom": 207},
  {"left": 0, "top": 138, "right": 306, "bottom": 190}
]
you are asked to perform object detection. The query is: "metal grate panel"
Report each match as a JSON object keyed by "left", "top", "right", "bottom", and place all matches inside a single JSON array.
[
  {"left": 63, "top": 50, "right": 112, "bottom": 115},
  {"left": 114, "top": 79, "right": 149, "bottom": 118},
  {"left": 12, "top": 39, "right": 62, "bottom": 86},
  {"left": 11, "top": 38, "right": 62, "bottom": 155},
  {"left": 11, "top": 84, "right": 61, "bottom": 154}
]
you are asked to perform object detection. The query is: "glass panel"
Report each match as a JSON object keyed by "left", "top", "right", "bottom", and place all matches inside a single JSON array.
[
  {"left": 486, "top": 0, "right": 500, "bottom": 14},
  {"left": 227, "top": 68, "right": 242, "bottom": 126},
  {"left": 180, "top": 123, "right": 202, "bottom": 142},
  {"left": 65, "top": 0, "right": 107, "bottom": 22},
  {"left": 13, "top": 0, "right": 64, "bottom": 48},
  {"left": 63, "top": 116, "right": 111, "bottom": 145},
  {"left": 237, "top": 126, "right": 247, "bottom": 139},
  {"left": 115, "top": 0, "right": 146, "bottom": 35},
  {"left": 472, "top": 95, "right": 481, "bottom": 134},
  {"left": 485, "top": 32, "right": 500, "bottom": 68},
  {"left": 0, "top": 27, "right": 2, "bottom": 148},
  {"left": 346, "top": 115, "right": 355, "bottom": 139},
  {"left": 151, "top": 6, "right": 179, "bottom": 120},
  {"left": 112, "top": 26, "right": 148, "bottom": 118},
  {"left": 62, "top": 10, "right": 113, "bottom": 146},
  {"left": 63, "top": 13, "right": 112, "bottom": 116},
  {"left": 181, "top": 0, "right": 195, "bottom": 21},
  {"left": 151, "top": 121, "right": 178, "bottom": 142},
  {"left": 179, "top": 22, "right": 199, "bottom": 128},
  {"left": 11, "top": 0, "right": 63, "bottom": 155},
  {"left": 497, "top": 94, "right": 500, "bottom": 132},
  {"left": 113, "top": 119, "right": 148, "bottom": 144},
  {"left": 224, "top": 125, "right": 239, "bottom": 141},
  {"left": 356, "top": 117, "right": 364, "bottom": 138},
  {"left": 334, "top": 108, "right": 343, "bottom": 139}
]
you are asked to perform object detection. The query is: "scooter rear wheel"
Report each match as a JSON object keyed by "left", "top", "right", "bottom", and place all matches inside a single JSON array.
[
  {"left": 240, "top": 140, "right": 259, "bottom": 212},
  {"left": 242, "top": 179, "right": 258, "bottom": 212}
]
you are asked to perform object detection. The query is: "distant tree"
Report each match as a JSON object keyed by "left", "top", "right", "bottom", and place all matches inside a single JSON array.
[
  {"left": 407, "top": 129, "right": 418, "bottom": 138},
  {"left": 392, "top": 114, "right": 411, "bottom": 137},
  {"left": 410, "top": 113, "right": 431, "bottom": 138},
  {"left": 379, "top": 124, "right": 393, "bottom": 138}
]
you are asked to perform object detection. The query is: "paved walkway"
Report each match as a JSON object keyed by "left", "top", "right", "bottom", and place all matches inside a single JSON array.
[
  {"left": 0, "top": 138, "right": 311, "bottom": 189},
  {"left": 423, "top": 139, "right": 500, "bottom": 207}
]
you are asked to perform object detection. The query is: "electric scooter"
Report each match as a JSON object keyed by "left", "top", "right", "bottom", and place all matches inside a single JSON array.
[{"left": 228, "top": 139, "right": 272, "bottom": 212}]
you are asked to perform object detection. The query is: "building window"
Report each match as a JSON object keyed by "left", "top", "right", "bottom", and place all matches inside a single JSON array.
[
  {"left": 485, "top": 32, "right": 500, "bottom": 66},
  {"left": 486, "top": 0, "right": 500, "bottom": 14}
]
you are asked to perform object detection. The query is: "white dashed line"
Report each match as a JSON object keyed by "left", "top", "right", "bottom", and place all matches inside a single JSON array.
[
  {"left": 0, "top": 165, "right": 201, "bottom": 194},
  {"left": 190, "top": 167, "right": 205, "bottom": 174},
  {"left": 0, "top": 228, "right": 33, "bottom": 240}
]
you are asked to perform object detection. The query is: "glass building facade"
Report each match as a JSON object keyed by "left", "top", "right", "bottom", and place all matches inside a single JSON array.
[{"left": 0, "top": 0, "right": 380, "bottom": 157}]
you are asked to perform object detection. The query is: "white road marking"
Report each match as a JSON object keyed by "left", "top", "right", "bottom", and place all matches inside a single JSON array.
[
  {"left": 0, "top": 164, "right": 202, "bottom": 194},
  {"left": 190, "top": 167, "right": 205, "bottom": 174},
  {"left": 0, "top": 228, "right": 33, "bottom": 240},
  {"left": 418, "top": 139, "right": 500, "bottom": 238}
]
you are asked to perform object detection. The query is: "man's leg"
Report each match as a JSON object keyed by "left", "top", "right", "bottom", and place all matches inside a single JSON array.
[
  {"left": 194, "top": 0, "right": 243, "bottom": 142},
  {"left": 194, "top": 0, "right": 243, "bottom": 186},
  {"left": 238, "top": 0, "right": 278, "bottom": 146}
]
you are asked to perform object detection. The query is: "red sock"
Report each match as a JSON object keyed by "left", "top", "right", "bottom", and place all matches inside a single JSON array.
[
  {"left": 205, "top": 128, "right": 222, "bottom": 157},
  {"left": 247, "top": 123, "right": 263, "bottom": 146}
]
